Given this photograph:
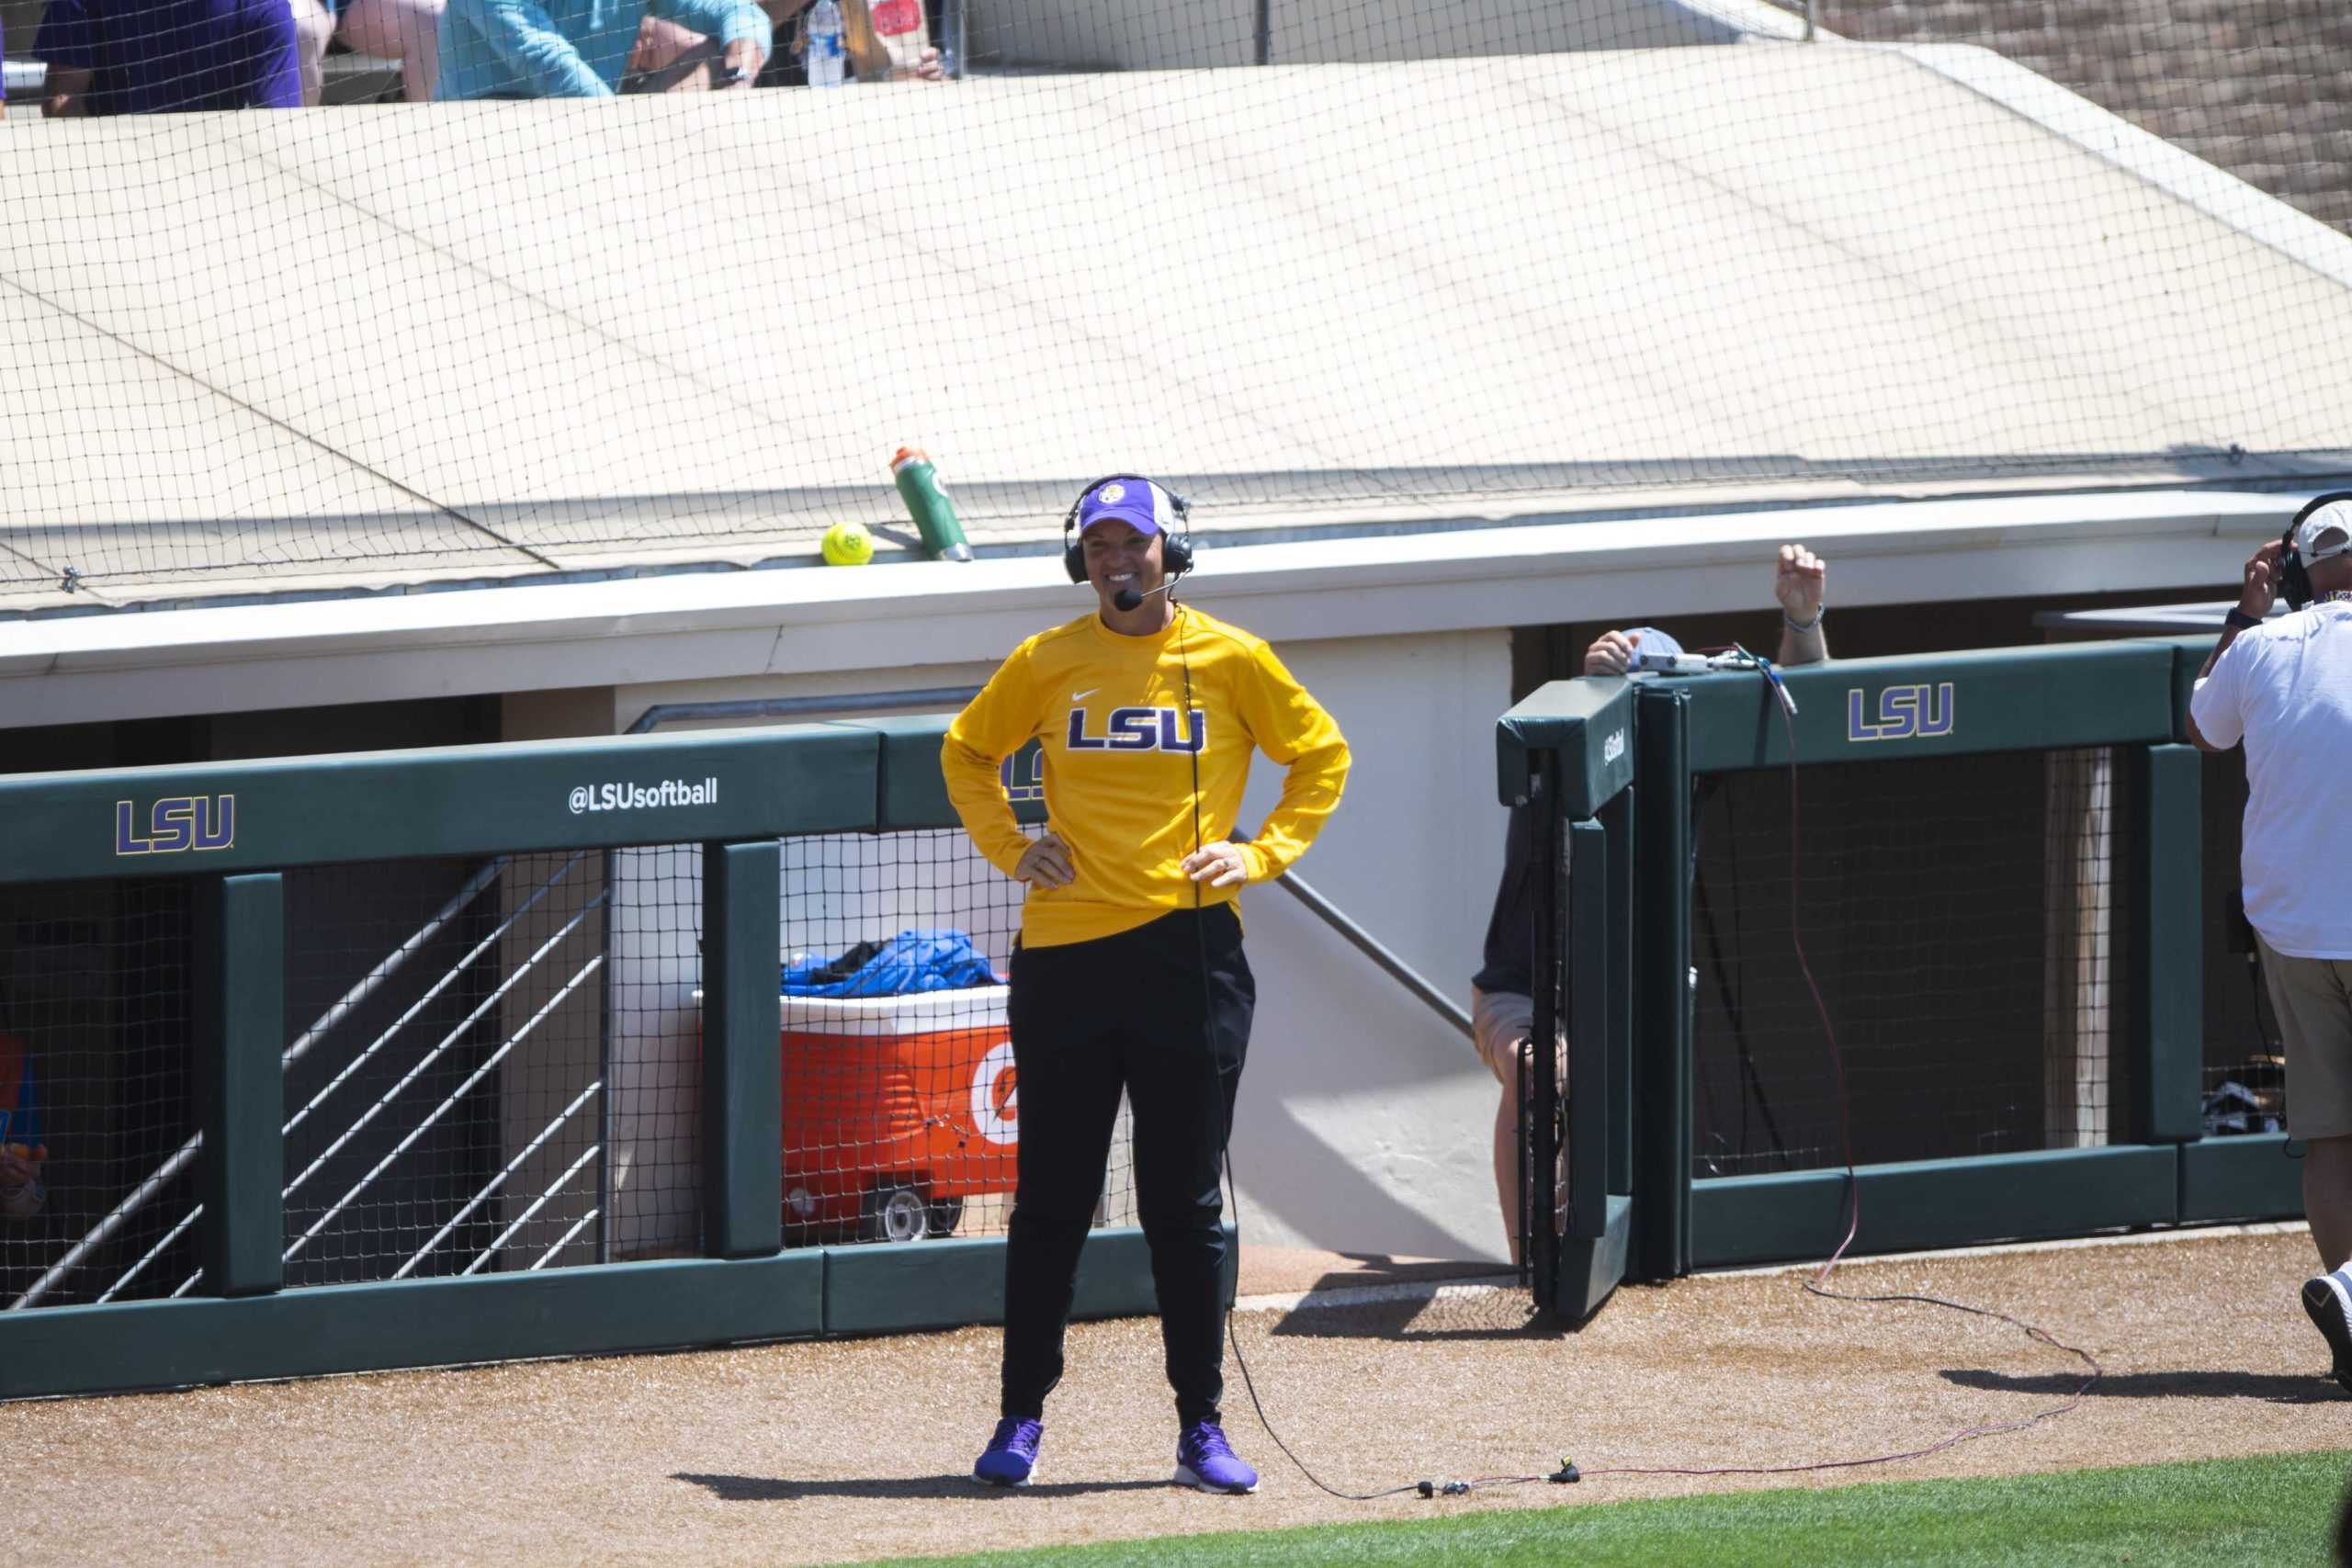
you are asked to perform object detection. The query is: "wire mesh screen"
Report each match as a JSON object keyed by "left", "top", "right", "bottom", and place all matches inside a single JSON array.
[
  {"left": 6, "top": 2, "right": 2351, "bottom": 612},
  {"left": 780, "top": 826, "right": 1072, "bottom": 1247},
  {"left": 277, "top": 852, "right": 622, "bottom": 1286},
  {"left": 2198, "top": 746, "right": 2285, "bottom": 1136},
  {"left": 0, "top": 878, "right": 198, "bottom": 1311},
  {"left": 1690, "top": 748, "right": 2122, "bottom": 1179}
]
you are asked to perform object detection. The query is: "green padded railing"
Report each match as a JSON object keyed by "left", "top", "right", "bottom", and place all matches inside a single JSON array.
[
  {"left": 1498, "top": 635, "right": 2295, "bottom": 1298},
  {"left": 0, "top": 719, "right": 1163, "bottom": 1403}
]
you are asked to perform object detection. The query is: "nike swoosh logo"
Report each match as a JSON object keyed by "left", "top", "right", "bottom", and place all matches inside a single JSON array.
[{"left": 1071, "top": 689, "right": 1098, "bottom": 702}]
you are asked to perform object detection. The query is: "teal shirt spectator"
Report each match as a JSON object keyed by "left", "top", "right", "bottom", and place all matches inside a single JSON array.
[{"left": 438, "top": 0, "right": 771, "bottom": 99}]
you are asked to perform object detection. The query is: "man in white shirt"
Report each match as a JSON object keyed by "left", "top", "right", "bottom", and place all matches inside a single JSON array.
[{"left": 2188, "top": 491, "right": 2352, "bottom": 1395}]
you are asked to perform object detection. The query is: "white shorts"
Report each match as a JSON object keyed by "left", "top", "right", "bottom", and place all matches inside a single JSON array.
[{"left": 1470, "top": 987, "right": 1566, "bottom": 1091}]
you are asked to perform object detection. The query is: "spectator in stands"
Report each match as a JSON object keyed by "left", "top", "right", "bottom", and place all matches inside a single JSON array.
[
  {"left": 628, "top": 0, "right": 942, "bottom": 92},
  {"left": 290, "top": 0, "right": 444, "bottom": 105},
  {"left": 2186, "top": 494, "right": 2352, "bottom": 1397},
  {"left": 0, "top": 1014, "right": 46, "bottom": 1224},
  {"left": 1472, "top": 544, "right": 1828, "bottom": 1264},
  {"left": 38, "top": 0, "right": 301, "bottom": 115},
  {"left": 771, "top": 0, "right": 941, "bottom": 81},
  {"left": 436, "top": 0, "right": 769, "bottom": 99}
]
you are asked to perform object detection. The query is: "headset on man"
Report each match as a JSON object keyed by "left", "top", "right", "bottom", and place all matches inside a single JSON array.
[{"left": 2278, "top": 491, "right": 2352, "bottom": 610}]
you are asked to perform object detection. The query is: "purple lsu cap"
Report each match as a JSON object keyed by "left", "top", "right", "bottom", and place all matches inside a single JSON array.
[{"left": 1078, "top": 478, "right": 1178, "bottom": 537}]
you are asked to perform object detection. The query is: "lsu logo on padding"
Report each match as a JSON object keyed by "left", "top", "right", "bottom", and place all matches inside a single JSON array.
[
  {"left": 115, "top": 794, "right": 236, "bottom": 857},
  {"left": 1846, "top": 683, "right": 1955, "bottom": 743},
  {"left": 1065, "top": 707, "right": 1206, "bottom": 753}
]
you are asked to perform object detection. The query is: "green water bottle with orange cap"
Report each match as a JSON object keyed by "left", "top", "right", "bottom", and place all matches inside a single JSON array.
[{"left": 891, "top": 447, "right": 973, "bottom": 562}]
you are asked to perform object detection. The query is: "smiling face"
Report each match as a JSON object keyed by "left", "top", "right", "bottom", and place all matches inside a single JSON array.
[{"left": 1080, "top": 517, "right": 1165, "bottom": 612}]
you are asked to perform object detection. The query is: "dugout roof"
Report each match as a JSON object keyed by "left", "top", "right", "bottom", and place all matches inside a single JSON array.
[{"left": 3, "top": 42, "right": 2349, "bottom": 618}]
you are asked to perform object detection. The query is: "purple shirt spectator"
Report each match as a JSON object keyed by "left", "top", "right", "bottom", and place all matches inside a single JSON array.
[{"left": 37, "top": 0, "right": 301, "bottom": 115}]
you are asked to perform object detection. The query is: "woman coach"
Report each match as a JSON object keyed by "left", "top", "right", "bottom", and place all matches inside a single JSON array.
[{"left": 940, "top": 475, "right": 1350, "bottom": 1494}]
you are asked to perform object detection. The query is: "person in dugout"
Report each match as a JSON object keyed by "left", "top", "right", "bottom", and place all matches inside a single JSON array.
[
  {"left": 1472, "top": 544, "right": 1828, "bottom": 1264},
  {"left": 0, "top": 1002, "right": 48, "bottom": 1224}
]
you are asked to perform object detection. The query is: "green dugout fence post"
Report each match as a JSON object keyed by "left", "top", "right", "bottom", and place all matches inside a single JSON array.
[
  {"left": 1494, "top": 676, "right": 1639, "bottom": 1316},
  {"left": 195, "top": 873, "right": 285, "bottom": 1299},
  {"left": 2129, "top": 744, "right": 2203, "bottom": 1144},
  {"left": 704, "top": 839, "right": 783, "bottom": 1259},
  {"left": 1633, "top": 684, "right": 1692, "bottom": 1280},
  {"left": 1566, "top": 818, "right": 1609, "bottom": 1239},
  {"left": 1600, "top": 784, "right": 1635, "bottom": 1200},
  {"left": 1527, "top": 767, "right": 1562, "bottom": 1303}
]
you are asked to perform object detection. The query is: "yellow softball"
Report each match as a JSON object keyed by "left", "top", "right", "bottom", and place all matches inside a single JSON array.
[{"left": 821, "top": 520, "right": 875, "bottom": 567}]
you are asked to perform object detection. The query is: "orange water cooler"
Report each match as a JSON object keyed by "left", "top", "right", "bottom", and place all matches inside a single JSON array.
[{"left": 778, "top": 987, "right": 1017, "bottom": 1243}]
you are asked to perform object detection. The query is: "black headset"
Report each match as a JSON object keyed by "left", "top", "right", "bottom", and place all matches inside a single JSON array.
[
  {"left": 1061, "top": 474, "right": 1193, "bottom": 585},
  {"left": 2278, "top": 491, "right": 2352, "bottom": 611}
]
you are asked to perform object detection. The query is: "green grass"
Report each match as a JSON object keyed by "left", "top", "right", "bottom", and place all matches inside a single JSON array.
[{"left": 829, "top": 1450, "right": 2352, "bottom": 1568}]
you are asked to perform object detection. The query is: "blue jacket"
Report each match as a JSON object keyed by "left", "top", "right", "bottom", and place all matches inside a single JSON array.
[
  {"left": 35, "top": 0, "right": 301, "bottom": 114},
  {"left": 439, "top": 0, "right": 772, "bottom": 99}
]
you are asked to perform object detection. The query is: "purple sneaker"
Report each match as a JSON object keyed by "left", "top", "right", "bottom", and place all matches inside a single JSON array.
[
  {"left": 1174, "top": 1420, "right": 1258, "bottom": 1494},
  {"left": 974, "top": 1416, "right": 1043, "bottom": 1486}
]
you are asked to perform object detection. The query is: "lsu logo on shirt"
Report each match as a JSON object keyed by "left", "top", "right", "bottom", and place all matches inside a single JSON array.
[{"left": 1065, "top": 706, "right": 1206, "bottom": 753}]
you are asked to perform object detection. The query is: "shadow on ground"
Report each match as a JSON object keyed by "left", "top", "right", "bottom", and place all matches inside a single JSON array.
[
  {"left": 673, "top": 1472, "right": 1171, "bottom": 1502},
  {"left": 1269, "top": 1293, "right": 1568, "bottom": 1343},
  {"left": 1290, "top": 1255, "right": 1518, "bottom": 1297},
  {"left": 1941, "top": 1369, "right": 2341, "bottom": 1404}
]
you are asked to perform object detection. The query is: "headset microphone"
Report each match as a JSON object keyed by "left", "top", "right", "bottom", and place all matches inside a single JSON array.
[{"left": 1114, "top": 579, "right": 1182, "bottom": 614}]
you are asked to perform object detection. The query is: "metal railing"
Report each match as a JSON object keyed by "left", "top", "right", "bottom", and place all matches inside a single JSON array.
[
  {"left": 13, "top": 857, "right": 518, "bottom": 1309},
  {"left": 14, "top": 853, "right": 613, "bottom": 1309}
]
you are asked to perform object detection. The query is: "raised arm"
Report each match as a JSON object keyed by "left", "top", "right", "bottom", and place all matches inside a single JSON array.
[
  {"left": 1774, "top": 543, "right": 1829, "bottom": 667},
  {"left": 2188, "top": 540, "right": 2278, "bottom": 752}
]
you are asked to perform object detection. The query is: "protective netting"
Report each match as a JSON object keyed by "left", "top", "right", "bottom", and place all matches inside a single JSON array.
[
  {"left": 1823, "top": 0, "right": 2352, "bottom": 237},
  {"left": 0, "top": 877, "right": 199, "bottom": 1310},
  {"left": 4, "top": 1, "right": 2348, "bottom": 607},
  {"left": 1689, "top": 748, "right": 2121, "bottom": 1178}
]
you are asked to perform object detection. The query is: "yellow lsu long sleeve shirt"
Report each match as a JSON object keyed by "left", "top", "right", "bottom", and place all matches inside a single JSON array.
[{"left": 942, "top": 605, "right": 1351, "bottom": 950}]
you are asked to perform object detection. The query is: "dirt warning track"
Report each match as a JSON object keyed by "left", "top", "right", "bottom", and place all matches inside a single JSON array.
[{"left": 8, "top": 1227, "right": 2349, "bottom": 1567}]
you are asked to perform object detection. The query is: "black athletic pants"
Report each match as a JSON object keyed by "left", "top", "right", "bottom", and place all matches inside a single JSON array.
[{"left": 1000, "top": 904, "right": 1253, "bottom": 1428}]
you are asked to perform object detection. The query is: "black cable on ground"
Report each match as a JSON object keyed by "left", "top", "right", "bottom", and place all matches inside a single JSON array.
[{"left": 1216, "top": 650, "right": 2100, "bottom": 1503}]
